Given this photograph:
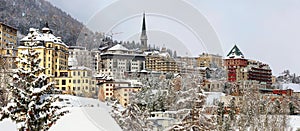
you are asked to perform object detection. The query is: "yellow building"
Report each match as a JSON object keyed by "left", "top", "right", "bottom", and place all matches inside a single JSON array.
[
  {"left": 197, "top": 53, "right": 223, "bottom": 68},
  {"left": 0, "top": 22, "right": 17, "bottom": 69},
  {"left": 55, "top": 66, "right": 97, "bottom": 97},
  {"left": 18, "top": 26, "right": 69, "bottom": 82}
]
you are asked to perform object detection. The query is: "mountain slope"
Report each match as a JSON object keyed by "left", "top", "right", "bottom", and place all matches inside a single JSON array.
[{"left": 0, "top": 0, "right": 94, "bottom": 46}]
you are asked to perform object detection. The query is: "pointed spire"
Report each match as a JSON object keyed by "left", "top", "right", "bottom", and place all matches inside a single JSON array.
[
  {"left": 140, "top": 12, "right": 148, "bottom": 51},
  {"left": 142, "top": 12, "right": 146, "bottom": 31}
]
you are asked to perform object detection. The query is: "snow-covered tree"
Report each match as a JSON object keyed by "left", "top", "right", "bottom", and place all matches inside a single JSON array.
[
  {"left": 216, "top": 83, "right": 290, "bottom": 130},
  {"left": 0, "top": 33, "right": 68, "bottom": 130}
]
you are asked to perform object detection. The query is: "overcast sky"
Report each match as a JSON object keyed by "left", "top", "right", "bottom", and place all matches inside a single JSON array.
[{"left": 48, "top": 0, "right": 300, "bottom": 76}]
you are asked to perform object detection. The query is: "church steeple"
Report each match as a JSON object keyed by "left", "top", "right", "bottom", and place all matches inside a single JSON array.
[{"left": 140, "top": 12, "right": 148, "bottom": 51}]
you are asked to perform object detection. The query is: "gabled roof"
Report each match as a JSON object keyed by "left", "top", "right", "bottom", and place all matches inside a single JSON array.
[
  {"left": 107, "top": 44, "right": 128, "bottom": 51},
  {"left": 226, "top": 45, "right": 244, "bottom": 59}
]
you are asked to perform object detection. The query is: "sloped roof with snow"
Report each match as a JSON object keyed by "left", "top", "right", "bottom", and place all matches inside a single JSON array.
[
  {"left": 226, "top": 45, "right": 244, "bottom": 59},
  {"left": 108, "top": 44, "right": 128, "bottom": 51},
  {"left": 20, "top": 28, "right": 68, "bottom": 47}
]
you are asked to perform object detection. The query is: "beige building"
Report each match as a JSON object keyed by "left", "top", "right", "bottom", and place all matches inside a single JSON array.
[
  {"left": 197, "top": 53, "right": 223, "bottom": 68},
  {"left": 113, "top": 86, "right": 141, "bottom": 107},
  {"left": 98, "top": 79, "right": 142, "bottom": 107},
  {"left": 0, "top": 22, "right": 17, "bottom": 70},
  {"left": 0, "top": 22, "right": 17, "bottom": 91},
  {"left": 145, "top": 48, "right": 179, "bottom": 73}
]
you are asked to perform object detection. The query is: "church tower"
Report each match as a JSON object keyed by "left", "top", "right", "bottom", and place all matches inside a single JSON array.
[{"left": 140, "top": 12, "right": 148, "bottom": 51}]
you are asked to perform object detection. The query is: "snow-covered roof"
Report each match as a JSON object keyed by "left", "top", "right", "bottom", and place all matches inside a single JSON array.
[
  {"left": 204, "top": 92, "right": 225, "bottom": 105},
  {"left": 20, "top": 28, "right": 68, "bottom": 47},
  {"left": 108, "top": 44, "right": 128, "bottom": 51},
  {"left": 69, "top": 66, "right": 92, "bottom": 71},
  {"left": 159, "top": 52, "right": 170, "bottom": 57},
  {"left": 226, "top": 45, "right": 244, "bottom": 59},
  {"left": 281, "top": 83, "right": 300, "bottom": 92}
]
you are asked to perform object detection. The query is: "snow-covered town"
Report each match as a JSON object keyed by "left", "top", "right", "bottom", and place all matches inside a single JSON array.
[{"left": 1, "top": 0, "right": 300, "bottom": 131}]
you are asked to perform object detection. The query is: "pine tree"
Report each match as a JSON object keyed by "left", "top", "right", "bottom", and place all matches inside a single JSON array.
[{"left": 0, "top": 33, "right": 68, "bottom": 131}]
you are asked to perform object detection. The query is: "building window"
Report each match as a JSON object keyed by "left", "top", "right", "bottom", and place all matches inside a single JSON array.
[
  {"left": 62, "top": 87, "right": 66, "bottom": 90},
  {"left": 73, "top": 72, "right": 75, "bottom": 76},
  {"left": 78, "top": 71, "right": 80, "bottom": 76},
  {"left": 73, "top": 80, "right": 76, "bottom": 83},
  {"left": 106, "top": 93, "right": 109, "bottom": 96},
  {"left": 62, "top": 80, "right": 66, "bottom": 85},
  {"left": 86, "top": 79, "right": 88, "bottom": 83},
  {"left": 106, "top": 88, "right": 109, "bottom": 91},
  {"left": 78, "top": 80, "right": 80, "bottom": 83},
  {"left": 77, "top": 87, "right": 80, "bottom": 90},
  {"left": 73, "top": 87, "right": 76, "bottom": 90},
  {"left": 69, "top": 79, "right": 71, "bottom": 83}
]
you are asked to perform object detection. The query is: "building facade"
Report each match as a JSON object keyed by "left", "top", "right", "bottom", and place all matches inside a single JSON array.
[
  {"left": 224, "top": 45, "right": 248, "bottom": 82},
  {"left": 18, "top": 26, "right": 69, "bottom": 82},
  {"left": 145, "top": 48, "right": 179, "bottom": 73},
  {"left": 0, "top": 22, "right": 17, "bottom": 90},
  {"left": 197, "top": 53, "right": 223, "bottom": 68},
  {"left": 68, "top": 46, "right": 100, "bottom": 72},
  {"left": 55, "top": 66, "right": 97, "bottom": 97},
  {"left": 99, "top": 44, "right": 146, "bottom": 78},
  {"left": 0, "top": 22, "right": 17, "bottom": 70},
  {"left": 224, "top": 45, "right": 272, "bottom": 87}
]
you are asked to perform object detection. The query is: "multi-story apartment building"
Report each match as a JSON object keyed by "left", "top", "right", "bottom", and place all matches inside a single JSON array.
[
  {"left": 55, "top": 66, "right": 97, "bottom": 97},
  {"left": 91, "top": 48, "right": 101, "bottom": 73},
  {"left": 224, "top": 45, "right": 272, "bottom": 87},
  {"left": 113, "top": 82, "right": 142, "bottom": 107},
  {"left": 0, "top": 22, "right": 17, "bottom": 69},
  {"left": 197, "top": 53, "right": 223, "bottom": 68},
  {"left": 98, "top": 80, "right": 115, "bottom": 101},
  {"left": 247, "top": 60, "right": 272, "bottom": 85},
  {"left": 0, "top": 22, "right": 17, "bottom": 89},
  {"left": 145, "top": 47, "right": 179, "bottom": 73},
  {"left": 18, "top": 26, "right": 69, "bottom": 82},
  {"left": 175, "top": 56, "right": 197, "bottom": 74},
  {"left": 99, "top": 44, "right": 146, "bottom": 78},
  {"left": 224, "top": 45, "right": 248, "bottom": 82},
  {"left": 98, "top": 79, "right": 142, "bottom": 107}
]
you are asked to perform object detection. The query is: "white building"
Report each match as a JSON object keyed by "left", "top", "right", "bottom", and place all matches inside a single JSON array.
[
  {"left": 99, "top": 44, "right": 146, "bottom": 78},
  {"left": 68, "top": 46, "right": 100, "bottom": 73}
]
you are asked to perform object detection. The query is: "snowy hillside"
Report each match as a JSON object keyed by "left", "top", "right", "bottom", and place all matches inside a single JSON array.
[{"left": 0, "top": 95, "right": 122, "bottom": 131}]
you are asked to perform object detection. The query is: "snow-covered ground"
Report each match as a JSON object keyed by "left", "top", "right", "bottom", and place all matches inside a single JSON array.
[
  {"left": 289, "top": 115, "right": 300, "bottom": 131},
  {"left": 0, "top": 95, "right": 122, "bottom": 131}
]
